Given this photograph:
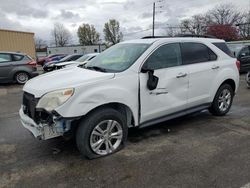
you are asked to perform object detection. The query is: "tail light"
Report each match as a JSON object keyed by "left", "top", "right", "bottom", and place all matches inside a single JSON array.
[
  {"left": 27, "top": 60, "right": 37, "bottom": 67},
  {"left": 236, "top": 60, "right": 240, "bottom": 71}
]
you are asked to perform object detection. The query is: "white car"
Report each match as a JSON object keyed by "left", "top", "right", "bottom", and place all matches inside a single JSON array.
[
  {"left": 19, "top": 37, "right": 240, "bottom": 159},
  {"left": 54, "top": 53, "right": 99, "bottom": 70}
]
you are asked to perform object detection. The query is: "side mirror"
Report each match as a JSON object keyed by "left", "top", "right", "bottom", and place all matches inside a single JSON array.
[
  {"left": 147, "top": 70, "right": 159, "bottom": 90},
  {"left": 141, "top": 67, "right": 159, "bottom": 90}
]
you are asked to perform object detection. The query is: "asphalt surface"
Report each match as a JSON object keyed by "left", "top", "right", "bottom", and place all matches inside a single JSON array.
[{"left": 0, "top": 75, "right": 249, "bottom": 188}]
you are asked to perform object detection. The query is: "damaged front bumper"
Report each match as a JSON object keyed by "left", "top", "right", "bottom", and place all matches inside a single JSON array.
[{"left": 19, "top": 107, "right": 71, "bottom": 140}]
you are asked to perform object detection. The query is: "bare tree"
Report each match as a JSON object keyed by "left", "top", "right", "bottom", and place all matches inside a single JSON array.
[
  {"left": 35, "top": 37, "right": 47, "bottom": 50},
  {"left": 103, "top": 19, "right": 123, "bottom": 45},
  {"left": 179, "top": 3, "right": 245, "bottom": 39},
  {"left": 206, "top": 4, "right": 244, "bottom": 25},
  {"left": 180, "top": 14, "right": 209, "bottom": 35},
  {"left": 237, "top": 12, "right": 250, "bottom": 39},
  {"left": 51, "top": 23, "right": 72, "bottom": 47},
  {"left": 77, "top": 24, "right": 100, "bottom": 45},
  {"left": 165, "top": 26, "right": 183, "bottom": 37}
]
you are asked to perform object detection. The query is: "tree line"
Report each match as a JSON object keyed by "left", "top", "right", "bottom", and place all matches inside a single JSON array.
[
  {"left": 49, "top": 19, "right": 122, "bottom": 48},
  {"left": 169, "top": 4, "right": 250, "bottom": 41}
]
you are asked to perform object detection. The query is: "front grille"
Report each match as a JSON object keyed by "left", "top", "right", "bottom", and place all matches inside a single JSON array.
[{"left": 23, "top": 92, "right": 39, "bottom": 121}]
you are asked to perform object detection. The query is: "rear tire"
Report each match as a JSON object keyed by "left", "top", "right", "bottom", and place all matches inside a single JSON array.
[
  {"left": 76, "top": 108, "right": 128, "bottom": 159},
  {"left": 209, "top": 84, "right": 234, "bottom": 116},
  {"left": 15, "top": 72, "right": 29, "bottom": 84}
]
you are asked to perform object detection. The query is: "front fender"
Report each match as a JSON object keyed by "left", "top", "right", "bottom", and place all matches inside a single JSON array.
[{"left": 55, "top": 73, "right": 139, "bottom": 125}]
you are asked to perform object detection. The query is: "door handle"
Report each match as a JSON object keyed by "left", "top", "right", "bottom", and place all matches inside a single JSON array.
[
  {"left": 149, "top": 88, "right": 168, "bottom": 95},
  {"left": 150, "top": 91, "right": 168, "bottom": 95},
  {"left": 176, "top": 73, "right": 187, "bottom": 78},
  {"left": 211, "top": 65, "right": 220, "bottom": 70}
]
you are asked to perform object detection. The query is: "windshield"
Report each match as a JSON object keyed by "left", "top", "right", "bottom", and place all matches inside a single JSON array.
[
  {"left": 76, "top": 54, "right": 92, "bottom": 62},
  {"left": 84, "top": 43, "right": 150, "bottom": 72}
]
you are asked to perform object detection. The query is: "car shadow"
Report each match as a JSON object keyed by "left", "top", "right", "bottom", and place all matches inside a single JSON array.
[{"left": 45, "top": 110, "right": 213, "bottom": 158}]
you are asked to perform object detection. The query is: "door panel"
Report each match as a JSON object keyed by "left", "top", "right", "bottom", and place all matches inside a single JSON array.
[
  {"left": 185, "top": 62, "right": 218, "bottom": 107},
  {"left": 139, "top": 67, "right": 188, "bottom": 123},
  {"left": 180, "top": 42, "right": 219, "bottom": 108},
  {"left": 0, "top": 54, "right": 13, "bottom": 81},
  {"left": 139, "top": 43, "right": 188, "bottom": 123}
]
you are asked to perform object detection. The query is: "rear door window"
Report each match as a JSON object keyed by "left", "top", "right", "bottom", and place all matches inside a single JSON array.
[
  {"left": 212, "top": 42, "right": 234, "bottom": 57},
  {"left": 0, "top": 54, "right": 12, "bottom": 63},
  {"left": 12, "top": 54, "right": 24, "bottom": 61},
  {"left": 181, "top": 43, "right": 217, "bottom": 65}
]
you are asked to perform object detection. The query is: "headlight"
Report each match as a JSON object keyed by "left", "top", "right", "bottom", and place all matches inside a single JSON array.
[{"left": 36, "top": 88, "right": 74, "bottom": 112}]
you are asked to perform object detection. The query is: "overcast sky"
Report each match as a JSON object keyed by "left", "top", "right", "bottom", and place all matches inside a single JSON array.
[{"left": 0, "top": 0, "right": 249, "bottom": 45}]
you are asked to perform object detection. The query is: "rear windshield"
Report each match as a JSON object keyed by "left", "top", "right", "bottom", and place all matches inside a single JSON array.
[{"left": 212, "top": 42, "right": 234, "bottom": 57}]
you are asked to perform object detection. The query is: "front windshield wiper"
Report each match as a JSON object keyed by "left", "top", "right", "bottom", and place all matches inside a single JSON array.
[{"left": 84, "top": 66, "right": 107, "bottom": 72}]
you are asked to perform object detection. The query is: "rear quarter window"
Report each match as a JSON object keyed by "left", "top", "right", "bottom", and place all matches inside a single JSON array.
[
  {"left": 181, "top": 43, "right": 217, "bottom": 65},
  {"left": 212, "top": 42, "right": 234, "bottom": 57}
]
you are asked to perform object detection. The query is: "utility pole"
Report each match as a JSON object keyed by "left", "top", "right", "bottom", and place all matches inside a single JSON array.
[{"left": 152, "top": 2, "right": 155, "bottom": 37}]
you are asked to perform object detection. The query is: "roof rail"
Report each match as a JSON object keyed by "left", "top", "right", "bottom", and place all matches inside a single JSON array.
[
  {"left": 141, "top": 36, "right": 170, "bottom": 39},
  {"left": 142, "top": 34, "right": 217, "bottom": 39},
  {"left": 175, "top": 34, "right": 217, "bottom": 38}
]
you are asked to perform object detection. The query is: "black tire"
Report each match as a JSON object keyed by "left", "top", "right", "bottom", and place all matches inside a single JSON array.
[
  {"left": 76, "top": 108, "right": 128, "bottom": 159},
  {"left": 246, "top": 71, "right": 250, "bottom": 88},
  {"left": 15, "top": 72, "right": 29, "bottom": 84},
  {"left": 209, "top": 84, "right": 234, "bottom": 116}
]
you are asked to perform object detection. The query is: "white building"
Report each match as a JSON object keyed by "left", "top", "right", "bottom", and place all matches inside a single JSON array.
[{"left": 47, "top": 45, "right": 106, "bottom": 55}]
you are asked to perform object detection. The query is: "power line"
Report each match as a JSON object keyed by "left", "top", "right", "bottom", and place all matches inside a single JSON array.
[{"left": 123, "top": 28, "right": 152, "bottom": 36}]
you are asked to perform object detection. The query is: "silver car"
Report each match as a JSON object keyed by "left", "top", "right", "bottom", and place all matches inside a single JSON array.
[{"left": 0, "top": 52, "right": 38, "bottom": 84}]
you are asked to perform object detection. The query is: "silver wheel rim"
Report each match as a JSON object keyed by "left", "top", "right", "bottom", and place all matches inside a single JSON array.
[
  {"left": 90, "top": 120, "right": 123, "bottom": 155},
  {"left": 16, "top": 73, "right": 28, "bottom": 83},
  {"left": 218, "top": 88, "right": 231, "bottom": 112}
]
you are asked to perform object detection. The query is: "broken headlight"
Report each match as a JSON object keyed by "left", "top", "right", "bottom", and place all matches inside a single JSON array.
[{"left": 36, "top": 88, "right": 74, "bottom": 112}]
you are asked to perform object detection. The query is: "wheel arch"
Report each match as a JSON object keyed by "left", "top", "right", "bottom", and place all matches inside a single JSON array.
[
  {"left": 78, "top": 102, "right": 136, "bottom": 128},
  {"left": 210, "top": 78, "right": 237, "bottom": 103},
  {"left": 13, "top": 70, "right": 30, "bottom": 80},
  {"left": 219, "top": 79, "right": 236, "bottom": 93}
]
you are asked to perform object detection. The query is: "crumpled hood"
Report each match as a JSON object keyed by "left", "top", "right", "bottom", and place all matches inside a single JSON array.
[{"left": 23, "top": 67, "right": 115, "bottom": 97}]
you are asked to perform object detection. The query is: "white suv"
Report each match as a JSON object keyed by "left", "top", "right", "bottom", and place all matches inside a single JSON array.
[{"left": 19, "top": 37, "right": 240, "bottom": 159}]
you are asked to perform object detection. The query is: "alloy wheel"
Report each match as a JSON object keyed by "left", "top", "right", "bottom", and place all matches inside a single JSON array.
[
  {"left": 218, "top": 88, "right": 232, "bottom": 112},
  {"left": 90, "top": 120, "right": 123, "bottom": 155}
]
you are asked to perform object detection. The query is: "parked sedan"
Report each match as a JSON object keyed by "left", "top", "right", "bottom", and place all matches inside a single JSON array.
[
  {"left": 0, "top": 52, "right": 38, "bottom": 84},
  {"left": 54, "top": 53, "right": 99, "bottom": 70},
  {"left": 43, "top": 54, "right": 83, "bottom": 72},
  {"left": 37, "top": 54, "right": 65, "bottom": 66}
]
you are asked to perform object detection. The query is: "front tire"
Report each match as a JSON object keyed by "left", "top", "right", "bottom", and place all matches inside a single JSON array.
[
  {"left": 209, "top": 84, "right": 234, "bottom": 116},
  {"left": 76, "top": 108, "right": 128, "bottom": 159}
]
